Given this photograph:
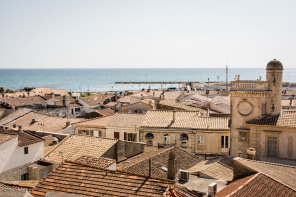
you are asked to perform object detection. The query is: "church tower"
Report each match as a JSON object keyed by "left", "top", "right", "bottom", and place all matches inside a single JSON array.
[{"left": 266, "top": 59, "right": 283, "bottom": 115}]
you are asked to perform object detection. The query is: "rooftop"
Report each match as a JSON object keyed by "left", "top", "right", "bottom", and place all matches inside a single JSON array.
[
  {"left": 96, "top": 108, "right": 115, "bottom": 117},
  {"left": 30, "top": 160, "right": 175, "bottom": 197},
  {"left": 108, "top": 113, "right": 146, "bottom": 128},
  {"left": 234, "top": 157, "right": 296, "bottom": 191},
  {"left": 74, "top": 115, "right": 114, "bottom": 127},
  {"left": 43, "top": 134, "right": 118, "bottom": 163},
  {"left": 117, "top": 147, "right": 203, "bottom": 179},
  {"left": 0, "top": 130, "right": 44, "bottom": 147},
  {"left": 75, "top": 156, "right": 115, "bottom": 168},
  {"left": 247, "top": 111, "right": 296, "bottom": 128},
  {"left": 0, "top": 96, "right": 46, "bottom": 107},
  {"left": 79, "top": 94, "right": 114, "bottom": 106},
  {"left": 216, "top": 173, "right": 295, "bottom": 197},
  {"left": 0, "top": 133, "right": 17, "bottom": 145},
  {"left": 141, "top": 111, "right": 230, "bottom": 130},
  {"left": 188, "top": 157, "right": 234, "bottom": 181}
]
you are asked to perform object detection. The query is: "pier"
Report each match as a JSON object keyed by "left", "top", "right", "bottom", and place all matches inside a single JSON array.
[{"left": 115, "top": 81, "right": 200, "bottom": 84}]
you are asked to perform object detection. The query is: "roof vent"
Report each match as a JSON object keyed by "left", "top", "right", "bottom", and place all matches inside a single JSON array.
[{"left": 208, "top": 182, "right": 217, "bottom": 196}]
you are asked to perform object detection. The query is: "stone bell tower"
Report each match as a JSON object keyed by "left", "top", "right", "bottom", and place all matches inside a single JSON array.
[{"left": 266, "top": 59, "right": 284, "bottom": 115}]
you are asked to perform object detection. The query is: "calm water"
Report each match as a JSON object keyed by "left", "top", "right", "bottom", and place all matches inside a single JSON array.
[{"left": 0, "top": 68, "right": 295, "bottom": 92}]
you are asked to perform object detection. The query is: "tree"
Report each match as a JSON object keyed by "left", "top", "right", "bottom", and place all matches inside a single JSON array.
[{"left": 0, "top": 87, "right": 4, "bottom": 93}]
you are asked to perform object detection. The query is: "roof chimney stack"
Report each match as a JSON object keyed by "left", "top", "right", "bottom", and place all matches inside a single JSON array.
[{"left": 167, "top": 151, "right": 177, "bottom": 180}]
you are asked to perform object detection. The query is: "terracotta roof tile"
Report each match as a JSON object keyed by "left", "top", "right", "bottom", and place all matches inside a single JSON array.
[
  {"left": 75, "top": 156, "right": 115, "bottom": 168},
  {"left": 247, "top": 111, "right": 296, "bottom": 127},
  {"left": 0, "top": 130, "right": 43, "bottom": 147},
  {"left": 188, "top": 157, "right": 234, "bottom": 181},
  {"left": 74, "top": 115, "right": 114, "bottom": 127},
  {"left": 163, "top": 92, "right": 182, "bottom": 100},
  {"left": 79, "top": 94, "right": 114, "bottom": 106},
  {"left": 234, "top": 157, "right": 296, "bottom": 191},
  {"left": 108, "top": 113, "right": 146, "bottom": 128},
  {"left": 216, "top": 173, "right": 296, "bottom": 197},
  {"left": 0, "top": 96, "right": 46, "bottom": 107},
  {"left": 96, "top": 108, "right": 115, "bottom": 117},
  {"left": 30, "top": 160, "right": 174, "bottom": 197},
  {"left": 141, "top": 111, "right": 230, "bottom": 130},
  {"left": 0, "top": 108, "right": 32, "bottom": 125},
  {"left": 117, "top": 147, "right": 203, "bottom": 179},
  {"left": 0, "top": 133, "right": 17, "bottom": 145},
  {"left": 158, "top": 100, "right": 205, "bottom": 112},
  {"left": 43, "top": 134, "right": 118, "bottom": 163},
  {"left": 5, "top": 111, "right": 83, "bottom": 133}
]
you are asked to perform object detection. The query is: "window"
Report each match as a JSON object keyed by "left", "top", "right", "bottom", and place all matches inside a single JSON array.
[
  {"left": 90, "top": 130, "right": 94, "bottom": 136},
  {"left": 197, "top": 136, "right": 204, "bottom": 144},
  {"left": 180, "top": 134, "right": 188, "bottom": 140},
  {"left": 75, "top": 108, "right": 81, "bottom": 112},
  {"left": 114, "top": 132, "right": 120, "bottom": 139},
  {"left": 86, "top": 130, "right": 89, "bottom": 135},
  {"left": 261, "top": 103, "right": 266, "bottom": 116},
  {"left": 24, "top": 147, "right": 29, "bottom": 154},
  {"left": 13, "top": 124, "right": 16, "bottom": 128},
  {"left": 145, "top": 133, "right": 154, "bottom": 139},
  {"left": 98, "top": 130, "right": 102, "bottom": 137},
  {"left": 21, "top": 173, "right": 28, "bottom": 180},
  {"left": 221, "top": 136, "right": 229, "bottom": 148},
  {"left": 164, "top": 134, "right": 170, "bottom": 146},
  {"left": 78, "top": 129, "right": 82, "bottom": 134}
]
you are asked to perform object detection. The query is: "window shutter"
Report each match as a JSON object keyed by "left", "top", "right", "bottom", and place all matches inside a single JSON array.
[{"left": 124, "top": 132, "right": 127, "bottom": 140}]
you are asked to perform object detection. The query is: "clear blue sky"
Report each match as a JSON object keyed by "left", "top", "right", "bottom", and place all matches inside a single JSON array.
[{"left": 0, "top": 0, "right": 295, "bottom": 68}]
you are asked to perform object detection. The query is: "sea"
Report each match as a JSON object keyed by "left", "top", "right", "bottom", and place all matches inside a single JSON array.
[{"left": 0, "top": 68, "right": 295, "bottom": 92}]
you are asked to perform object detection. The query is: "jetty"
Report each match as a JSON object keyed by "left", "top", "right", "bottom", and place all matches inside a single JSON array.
[{"left": 115, "top": 81, "right": 200, "bottom": 84}]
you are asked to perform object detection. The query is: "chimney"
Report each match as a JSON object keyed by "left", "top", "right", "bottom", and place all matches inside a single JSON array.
[
  {"left": 167, "top": 151, "right": 177, "bottom": 180},
  {"left": 149, "top": 158, "right": 152, "bottom": 177},
  {"left": 18, "top": 125, "right": 22, "bottom": 131},
  {"left": 208, "top": 182, "right": 217, "bottom": 196},
  {"left": 31, "top": 119, "right": 36, "bottom": 124},
  {"left": 66, "top": 121, "right": 70, "bottom": 127},
  {"left": 63, "top": 95, "right": 66, "bottom": 107},
  {"left": 172, "top": 111, "right": 176, "bottom": 123}
]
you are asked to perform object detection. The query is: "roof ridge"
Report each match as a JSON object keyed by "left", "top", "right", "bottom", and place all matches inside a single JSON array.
[
  {"left": 66, "top": 160, "right": 175, "bottom": 183},
  {"left": 227, "top": 173, "right": 259, "bottom": 196},
  {"left": 3, "top": 110, "right": 33, "bottom": 125},
  {"left": 234, "top": 157, "right": 296, "bottom": 169},
  {"left": 121, "top": 147, "right": 174, "bottom": 170},
  {"left": 73, "top": 115, "right": 113, "bottom": 125},
  {"left": 69, "top": 134, "right": 119, "bottom": 142}
]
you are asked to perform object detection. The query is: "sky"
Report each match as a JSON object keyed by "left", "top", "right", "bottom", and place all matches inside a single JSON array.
[{"left": 0, "top": 0, "right": 295, "bottom": 68}]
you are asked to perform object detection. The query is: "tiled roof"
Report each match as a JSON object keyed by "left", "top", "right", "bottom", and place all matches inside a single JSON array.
[
  {"left": 234, "top": 157, "right": 296, "bottom": 191},
  {"left": 108, "top": 113, "right": 146, "bottom": 128},
  {"left": 132, "top": 91, "right": 152, "bottom": 99},
  {"left": 30, "top": 160, "right": 174, "bottom": 197},
  {"left": 141, "top": 111, "right": 230, "bottom": 130},
  {"left": 43, "top": 134, "right": 118, "bottom": 163},
  {"left": 96, "top": 108, "right": 115, "bottom": 117},
  {"left": 5, "top": 111, "right": 83, "bottom": 133},
  {"left": 247, "top": 111, "right": 296, "bottom": 127},
  {"left": 104, "top": 101, "right": 117, "bottom": 107},
  {"left": 0, "top": 108, "right": 32, "bottom": 126},
  {"left": 0, "top": 130, "right": 44, "bottom": 147},
  {"left": 79, "top": 94, "right": 114, "bottom": 106},
  {"left": 164, "top": 184, "right": 202, "bottom": 197},
  {"left": 158, "top": 99, "right": 205, "bottom": 111},
  {"left": 0, "top": 96, "right": 46, "bottom": 107},
  {"left": 74, "top": 115, "right": 114, "bottom": 127},
  {"left": 117, "top": 147, "right": 203, "bottom": 179},
  {"left": 0, "top": 133, "right": 17, "bottom": 145},
  {"left": 215, "top": 173, "right": 296, "bottom": 197},
  {"left": 188, "top": 157, "right": 234, "bottom": 181},
  {"left": 163, "top": 92, "right": 182, "bottom": 100},
  {"left": 0, "top": 180, "right": 39, "bottom": 191},
  {"left": 25, "top": 116, "right": 83, "bottom": 133},
  {"left": 75, "top": 156, "right": 115, "bottom": 168},
  {"left": 118, "top": 95, "right": 132, "bottom": 103}
]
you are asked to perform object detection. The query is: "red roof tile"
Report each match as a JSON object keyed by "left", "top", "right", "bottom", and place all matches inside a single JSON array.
[{"left": 0, "top": 130, "right": 43, "bottom": 147}]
